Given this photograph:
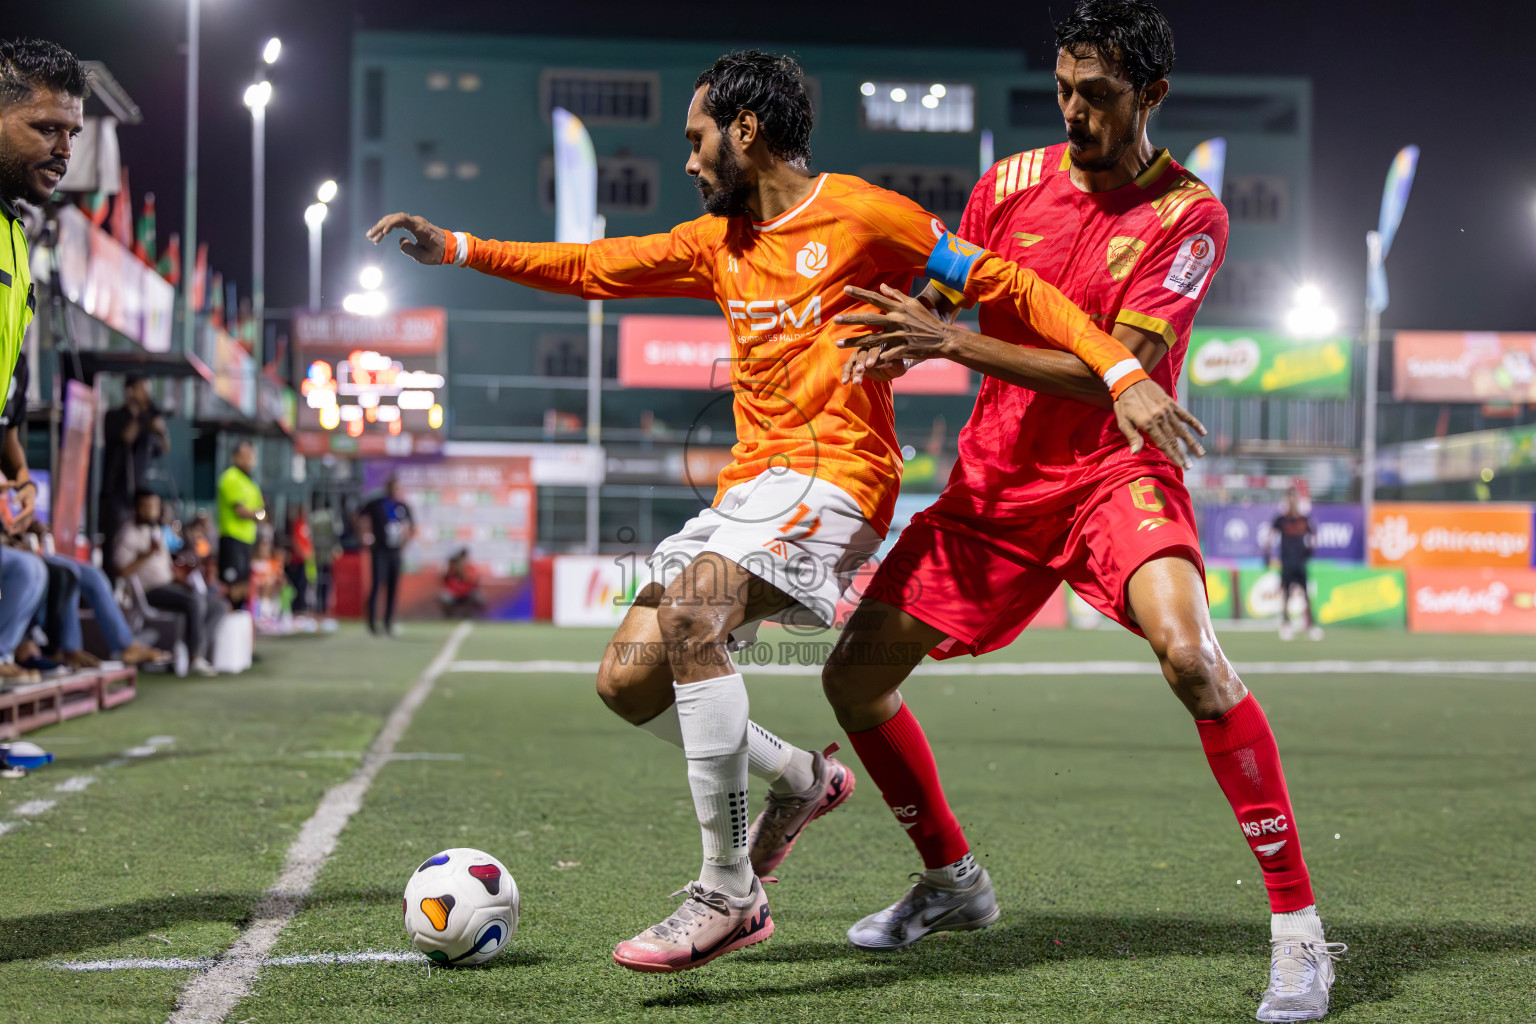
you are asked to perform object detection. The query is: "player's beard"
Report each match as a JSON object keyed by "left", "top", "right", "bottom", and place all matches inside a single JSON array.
[
  {"left": 1066, "top": 118, "right": 1138, "bottom": 174},
  {"left": 697, "top": 137, "right": 752, "bottom": 218}
]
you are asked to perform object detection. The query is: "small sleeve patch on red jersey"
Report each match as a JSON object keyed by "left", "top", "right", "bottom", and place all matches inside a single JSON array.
[{"left": 1161, "top": 232, "right": 1218, "bottom": 299}]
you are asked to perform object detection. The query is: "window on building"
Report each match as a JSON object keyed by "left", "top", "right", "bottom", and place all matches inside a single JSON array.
[
  {"left": 538, "top": 156, "right": 659, "bottom": 214},
  {"left": 858, "top": 166, "right": 975, "bottom": 222},
  {"left": 541, "top": 69, "right": 660, "bottom": 125},
  {"left": 860, "top": 82, "right": 974, "bottom": 133},
  {"left": 1223, "top": 175, "right": 1290, "bottom": 225},
  {"left": 1008, "top": 88, "right": 1061, "bottom": 129},
  {"left": 363, "top": 68, "right": 385, "bottom": 140}
]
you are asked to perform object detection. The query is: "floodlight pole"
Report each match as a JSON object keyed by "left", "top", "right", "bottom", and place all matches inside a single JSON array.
[
  {"left": 1361, "top": 230, "right": 1383, "bottom": 534},
  {"left": 181, "top": 0, "right": 199, "bottom": 354},
  {"left": 250, "top": 98, "right": 265, "bottom": 360},
  {"left": 585, "top": 214, "right": 607, "bottom": 555}
]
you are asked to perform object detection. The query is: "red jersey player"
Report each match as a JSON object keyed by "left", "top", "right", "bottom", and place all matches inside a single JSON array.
[
  {"left": 824, "top": 4, "right": 1345, "bottom": 1020},
  {"left": 368, "top": 50, "right": 1192, "bottom": 974}
]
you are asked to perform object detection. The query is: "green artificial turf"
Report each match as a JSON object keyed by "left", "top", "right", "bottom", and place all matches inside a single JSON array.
[{"left": 1, "top": 622, "right": 1532, "bottom": 1023}]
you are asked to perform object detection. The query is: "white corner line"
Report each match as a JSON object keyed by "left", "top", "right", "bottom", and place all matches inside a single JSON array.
[
  {"left": 56, "top": 950, "right": 429, "bottom": 972},
  {"left": 164, "top": 622, "right": 473, "bottom": 1024}
]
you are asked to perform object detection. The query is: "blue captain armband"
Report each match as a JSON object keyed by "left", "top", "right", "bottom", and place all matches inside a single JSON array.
[{"left": 924, "top": 232, "right": 987, "bottom": 305}]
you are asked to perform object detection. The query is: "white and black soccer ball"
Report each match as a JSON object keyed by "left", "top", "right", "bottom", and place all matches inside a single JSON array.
[{"left": 402, "top": 848, "right": 519, "bottom": 966}]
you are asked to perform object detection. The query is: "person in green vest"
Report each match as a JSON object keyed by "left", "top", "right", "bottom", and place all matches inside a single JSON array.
[
  {"left": 217, "top": 440, "right": 264, "bottom": 606},
  {"left": 0, "top": 39, "right": 85, "bottom": 423}
]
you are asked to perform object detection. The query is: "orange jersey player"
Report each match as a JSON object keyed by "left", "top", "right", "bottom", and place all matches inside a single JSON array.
[{"left": 367, "top": 49, "right": 1193, "bottom": 977}]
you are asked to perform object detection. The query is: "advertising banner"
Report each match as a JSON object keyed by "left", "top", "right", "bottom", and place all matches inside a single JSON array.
[
  {"left": 618, "top": 314, "right": 973, "bottom": 395},
  {"left": 363, "top": 457, "right": 535, "bottom": 620},
  {"left": 1392, "top": 331, "right": 1536, "bottom": 403},
  {"left": 292, "top": 308, "right": 446, "bottom": 358},
  {"left": 1406, "top": 567, "right": 1536, "bottom": 635},
  {"left": 55, "top": 204, "right": 174, "bottom": 352},
  {"left": 1311, "top": 566, "right": 1407, "bottom": 628},
  {"left": 1369, "top": 502, "right": 1533, "bottom": 568},
  {"left": 1186, "top": 329, "right": 1351, "bottom": 397},
  {"left": 1205, "top": 568, "right": 1235, "bottom": 619},
  {"left": 52, "top": 381, "right": 96, "bottom": 552},
  {"left": 553, "top": 555, "right": 635, "bottom": 627},
  {"left": 1203, "top": 503, "right": 1366, "bottom": 563}
]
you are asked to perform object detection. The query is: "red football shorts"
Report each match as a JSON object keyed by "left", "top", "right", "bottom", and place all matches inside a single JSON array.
[{"left": 863, "top": 469, "right": 1204, "bottom": 658}]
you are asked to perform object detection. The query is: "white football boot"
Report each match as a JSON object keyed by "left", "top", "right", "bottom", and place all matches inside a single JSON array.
[
  {"left": 846, "top": 869, "right": 1000, "bottom": 951},
  {"left": 1256, "top": 934, "right": 1348, "bottom": 1022}
]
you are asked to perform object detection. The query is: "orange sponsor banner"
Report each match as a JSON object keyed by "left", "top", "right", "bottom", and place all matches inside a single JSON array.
[
  {"left": 1406, "top": 567, "right": 1536, "bottom": 634},
  {"left": 1368, "top": 502, "right": 1533, "bottom": 568},
  {"left": 1393, "top": 331, "right": 1536, "bottom": 403}
]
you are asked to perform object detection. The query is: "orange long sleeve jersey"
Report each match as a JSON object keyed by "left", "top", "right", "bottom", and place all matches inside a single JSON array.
[{"left": 444, "top": 173, "right": 1144, "bottom": 534}]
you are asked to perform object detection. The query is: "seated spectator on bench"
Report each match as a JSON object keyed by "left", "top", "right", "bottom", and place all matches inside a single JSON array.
[
  {"left": 440, "top": 548, "right": 482, "bottom": 619},
  {"left": 115, "top": 491, "right": 222, "bottom": 677},
  {"left": 28, "top": 524, "right": 169, "bottom": 670},
  {"left": 0, "top": 542, "right": 45, "bottom": 682}
]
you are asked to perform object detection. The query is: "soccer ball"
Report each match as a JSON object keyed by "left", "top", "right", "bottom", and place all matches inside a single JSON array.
[{"left": 402, "top": 848, "right": 519, "bottom": 966}]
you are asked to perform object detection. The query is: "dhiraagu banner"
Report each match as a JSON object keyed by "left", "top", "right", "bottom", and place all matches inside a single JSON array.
[{"left": 1187, "top": 329, "right": 1352, "bottom": 397}]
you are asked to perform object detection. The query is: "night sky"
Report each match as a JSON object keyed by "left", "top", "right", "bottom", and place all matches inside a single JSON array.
[{"left": 11, "top": 0, "right": 1536, "bottom": 334}]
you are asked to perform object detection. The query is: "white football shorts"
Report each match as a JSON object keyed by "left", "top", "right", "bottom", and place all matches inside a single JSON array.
[{"left": 646, "top": 468, "right": 883, "bottom": 633}]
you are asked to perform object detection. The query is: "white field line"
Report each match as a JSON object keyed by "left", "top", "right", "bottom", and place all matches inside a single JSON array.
[
  {"left": 0, "top": 738, "right": 171, "bottom": 838},
  {"left": 13, "top": 799, "right": 56, "bottom": 816},
  {"left": 165, "top": 622, "right": 472, "bottom": 1024},
  {"left": 56, "top": 950, "right": 428, "bottom": 972},
  {"left": 447, "top": 658, "right": 1536, "bottom": 678}
]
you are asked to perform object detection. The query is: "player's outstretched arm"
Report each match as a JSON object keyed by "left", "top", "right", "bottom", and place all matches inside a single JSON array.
[
  {"left": 834, "top": 283, "right": 1206, "bottom": 468},
  {"left": 367, "top": 213, "right": 713, "bottom": 301}
]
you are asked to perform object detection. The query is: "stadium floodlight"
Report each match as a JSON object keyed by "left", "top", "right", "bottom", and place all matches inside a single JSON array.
[
  {"left": 922, "top": 94, "right": 939, "bottom": 109},
  {"left": 930, "top": 83, "right": 946, "bottom": 97},
  {"left": 358, "top": 265, "right": 384, "bottom": 290},
  {"left": 262, "top": 37, "right": 282, "bottom": 65},
  {"left": 242, "top": 80, "right": 271, "bottom": 110},
  {"left": 1284, "top": 283, "right": 1339, "bottom": 337},
  {"left": 889, "top": 87, "right": 907, "bottom": 102},
  {"left": 860, "top": 82, "right": 876, "bottom": 97},
  {"left": 317, "top": 179, "right": 338, "bottom": 204},
  {"left": 343, "top": 291, "right": 388, "bottom": 316}
]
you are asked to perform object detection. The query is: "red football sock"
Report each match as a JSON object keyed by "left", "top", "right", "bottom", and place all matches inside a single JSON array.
[
  {"left": 1197, "top": 693, "right": 1315, "bottom": 912},
  {"left": 847, "top": 703, "right": 970, "bottom": 869}
]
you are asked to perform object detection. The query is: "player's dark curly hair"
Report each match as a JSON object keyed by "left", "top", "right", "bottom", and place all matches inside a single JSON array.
[
  {"left": 1053, "top": 0, "right": 1175, "bottom": 93},
  {"left": 694, "top": 50, "right": 813, "bottom": 167},
  {"left": 0, "top": 37, "right": 89, "bottom": 108}
]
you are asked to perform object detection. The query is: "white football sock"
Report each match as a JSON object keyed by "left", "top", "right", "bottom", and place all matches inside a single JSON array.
[
  {"left": 674, "top": 674, "right": 752, "bottom": 897},
  {"left": 921, "top": 851, "right": 981, "bottom": 889},
  {"left": 638, "top": 705, "right": 814, "bottom": 793},
  {"left": 1272, "top": 904, "right": 1324, "bottom": 941}
]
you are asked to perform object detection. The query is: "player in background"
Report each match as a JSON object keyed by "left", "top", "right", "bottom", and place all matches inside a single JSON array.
[
  {"left": 826, "top": 4, "right": 1345, "bottom": 1020},
  {"left": 369, "top": 50, "right": 1197, "bottom": 973},
  {"left": 1268, "top": 488, "right": 1322, "bottom": 641}
]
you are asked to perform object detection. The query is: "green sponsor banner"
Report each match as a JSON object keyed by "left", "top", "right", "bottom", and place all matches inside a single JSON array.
[
  {"left": 1238, "top": 565, "right": 1405, "bottom": 627},
  {"left": 1187, "top": 329, "right": 1352, "bottom": 397},
  {"left": 1239, "top": 568, "right": 1283, "bottom": 619},
  {"left": 1205, "top": 568, "right": 1234, "bottom": 619},
  {"left": 1311, "top": 566, "right": 1406, "bottom": 628}
]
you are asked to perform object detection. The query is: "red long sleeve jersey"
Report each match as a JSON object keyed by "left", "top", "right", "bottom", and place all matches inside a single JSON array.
[
  {"left": 451, "top": 172, "right": 1144, "bottom": 534},
  {"left": 939, "top": 144, "right": 1229, "bottom": 516}
]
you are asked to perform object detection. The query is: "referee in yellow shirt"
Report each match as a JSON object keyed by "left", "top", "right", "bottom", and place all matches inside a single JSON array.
[{"left": 1, "top": 39, "right": 86, "bottom": 600}]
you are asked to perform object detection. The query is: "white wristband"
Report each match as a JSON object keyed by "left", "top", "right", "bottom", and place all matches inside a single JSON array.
[
  {"left": 451, "top": 231, "right": 469, "bottom": 266},
  {"left": 1102, "top": 358, "right": 1143, "bottom": 390}
]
